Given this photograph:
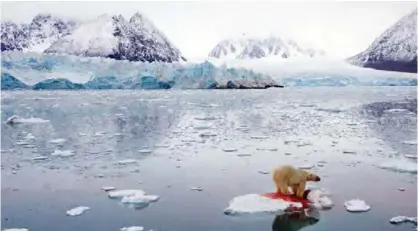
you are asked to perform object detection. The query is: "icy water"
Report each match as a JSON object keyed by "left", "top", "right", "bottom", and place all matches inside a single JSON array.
[{"left": 1, "top": 87, "right": 417, "bottom": 231}]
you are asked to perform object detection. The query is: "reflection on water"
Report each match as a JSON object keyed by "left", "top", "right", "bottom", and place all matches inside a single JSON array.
[{"left": 272, "top": 209, "right": 320, "bottom": 231}]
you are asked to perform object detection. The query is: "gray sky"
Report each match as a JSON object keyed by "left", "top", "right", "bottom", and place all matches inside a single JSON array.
[{"left": 1, "top": 1, "right": 416, "bottom": 59}]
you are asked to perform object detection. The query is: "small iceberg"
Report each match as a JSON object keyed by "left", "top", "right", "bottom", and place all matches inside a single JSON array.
[
  {"left": 120, "top": 227, "right": 144, "bottom": 231},
  {"left": 108, "top": 189, "right": 159, "bottom": 208},
  {"left": 51, "top": 150, "right": 75, "bottom": 157},
  {"left": 49, "top": 138, "right": 66, "bottom": 145},
  {"left": 5, "top": 115, "right": 49, "bottom": 124},
  {"left": 66, "top": 206, "right": 90, "bottom": 216},
  {"left": 108, "top": 190, "right": 146, "bottom": 199},
  {"left": 344, "top": 199, "right": 370, "bottom": 212},
  {"left": 390, "top": 216, "right": 417, "bottom": 225},
  {"left": 224, "top": 194, "right": 302, "bottom": 215}
]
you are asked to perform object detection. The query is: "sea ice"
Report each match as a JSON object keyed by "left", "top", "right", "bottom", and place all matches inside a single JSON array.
[
  {"left": 49, "top": 138, "right": 66, "bottom": 144},
  {"left": 108, "top": 190, "right": 146, "bottom": 199},
  {"left": 120, "top": 227, "right": 144, "bottom": 231},
  {"left": 190, "top": 187, "right": 204, "bottom": 191},
  {"left": 138, "top": 149, "right": 153, "bottom": 154},
  {"left": 117, "top": 159, "right": 138, "bottom": 165},
  {"left": 224, "top": 194, "right": 302, "bottom": 215},
  {"left": 306, "top": 189, "right": 334, "bottom": 209},
  {"left": 66, "top": 206, "right": 90, "bottom": 216},
  {"left": 51, "top": 150, "right": 75, "bottom": 157},
  {"left": 5, "top": 115, "right": 49, "bottom": 124},
  {"left": 237, "top": 153, "right": 252, "bottom": 157},
  {"left": 24, "top": 133, "right": 35, "bottom": 140},
  {"left": 390, "top": 216, "right": 417, "bottom": 225},
  {"left": 251, "top": 135, "right": 269, "bottom": 139},
  {"left": 404, "top": 155, "right": 417, "bottom": 159},
  {"left": 223, "top": 148, "right": 237, "bottom": 152},
  {"left": 258, "top": 170, "right": 270, "bottom": 174},
  {"left": 342, "top": 150, "right": 357, "bottom": 154},
  {"left": 344, "top": 199, "right": 370, "bottom": 212},
  {"left": 402, "top": 140, "right": 417, "bottom": 145},
  {"left": 3, "top": 229, "right": 29, "bottom": 231},
  {"left": 376, "top": 160, "right": 417, "bottom": 173},
  {"left": 102, "top": 186, "right": 116, "bottom": 191},
  {"left": 32, "top": 156, "right": 48, "bottom": 161},
  {"left": 299, "top": 164, "right": 315, "bottom": 170},
  {"left": 120, "top": 194, "right": 160, "bottom": 204}
]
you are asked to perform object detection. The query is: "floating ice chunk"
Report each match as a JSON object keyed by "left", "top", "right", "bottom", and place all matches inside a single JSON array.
[
  {"left": 193, "top": 125, "right": 211, "bottom": 130},
  {"left": 102, "top": 186, "right": 116, "bottom": 191},
  {"left": 5, "top": 115, "right": 49, "bottom": 124},
  {"left": 398, "top": 188, "right": 405, "bottom": 191},
  {"left": 307, "top": 189, "right": 334, "bottom": 209},
  {"left": 66, "top": 206, "right": 90, "bottom": 216},
  {"left": 237, "top": 153, "right": 252, "bottom": 157},
  {"left": 402, "top": 140, "right": 417, "bottom": 145},
  {"left": 199, "top": 132, "right": 217, "bottom": 137},
  {"left": 251, "top": 135, "right": 269, "bottom": 140},
  {"left": 33, "top": 156, "right": 48, "bottom": 161},
  {"left": 49, "top": 138, "right": 66, "bottom": 144},
  {"left": 194, "top": 116, "right": 217, "bottom": 121},
  {"left": 343, "top": 150, "right": 357, "bottom": 154},
  {"left": 93, "top": 132, "right": 106, "bottom": 137},
  {"left": 24, "top": 133, "right": 35, "bottom": 140},
  {"left": 121, "top": 194, "right": 160, "bottom": 204},
  {"left": 78, "top": 132, "right": 87, "bottom": 136},
  {"left": 190, "top": 187, "right": 204, "bottom": 191},
  {"left": 256, "top": 147, "right": 278, "bottom": 151},
  {"left": 108, "top": 190, "right": 146, "bottom": 199},
  {"left": 138, "top": 149, "right": 153, "bottom": 154},
  {"left": 384, "top": 109, "right": 408, "bottom": 113},
  {"left": 51, "top": 150, "right": 75, "bottom": 157},
  {"left": 404, "top": 155, "right": 417, "bottom": 159},
  {"left": 376, "top": 160, "right": 417, "bottom": 173},
  {"left": 120, "top": 226, "right": 144, "bottom": 231},
  {"left": 223, "top": 148, "right": 237, "bottom": 152},
  {"left": 344, "top": 199, "right": 370, "bottom": 212},
  {"left": 390, "top": 216, "right": 417, "bottom": 225},
  {"left": 3, "top": 229, "right": 29, "bottom": 231},
  {"left": 299, "top": 164, "right": 315, "bottom": 170},
  {"left": 285, "top": 153, "right": 292, "bottom": 155},
  {"left": 224, "top": 194, "right": 302, "bottom": 215},
  {"left": 258, "top": 170, "right": 270, "bottom": 174},
  {"left": 118, "top": 159, "right": 137, "bottom": 165}
]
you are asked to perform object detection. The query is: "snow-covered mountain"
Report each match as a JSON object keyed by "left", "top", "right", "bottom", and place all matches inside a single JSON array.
[
  {"left": 1, "top": 14, "right": 76, "bottom": 52},
  {"left": 348, "top": 9, "right": 417, "bottom": 73},
  {"left": 208, "top": 36, "right": 325, "bottom": 60},
  {"left": 45, "top": 13, "right": 186, "bottom": 62}
]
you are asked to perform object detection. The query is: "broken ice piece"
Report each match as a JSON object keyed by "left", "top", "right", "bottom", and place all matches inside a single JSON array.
[
  {"left": 138, "top": 149, "right": 153, "bottom": 154},
  {"left": 258, "top": 170, "right": 270, "bottom": 174},
  {"left": 190, "top": 187, "right": 204, "bottom": 191},
  {"left": 120, "top": 226, "right": 144, "bottom": 231},
  {"left": 49, "top": 138, "right": 66, "bottom": 145},
  {"left": 343, "top": 150, "right": 357, "bottom": 154},
  {"left": 402, "top": 140, "right": 417, "bottom": 145},
  {"left": 299, "top": 164, "right": 314, "bottom": 169},
  {"left": 397, "top": 188, "right": 405, "bottom": 191},
  {"left": 66, "top": 206, "right": 89, "bottom": 216},
  {"left": 223, "top": 148, "right": 237, "bottom": 152},
  {"left": 117, "top": 159, "right": 137, "bottom": 165},
  {"left": 237, "top": 153, "right": 252, "bottom": 157},
  {"left": 121, "top": 194, "right": 160, "bottom": 204},
  {"left": 102, "top": 186, "right": 116, "bottom": 191},
  {"left": 3, "top": 228, "right": 29, "bottom": 231},
  {"left": 33, "top": 156, "right": 48, "bottom": 161},
  {"left": 251, "top": 135, "right": 269, "bottom": 140},
  {"left": 344, "top": 199, "right": 370, "bottom": 212},
  {"left": 108, "top": 190, "right": 146, "bottom": 199},
  {"left": 51, "top": 150, "right": 75, "bottom": 157},
  {"left": 404, "top": 155, "right": 417, "bottom": 159},
  {"left": 390, "top": 216, "right": 417, "bottom": 225}
]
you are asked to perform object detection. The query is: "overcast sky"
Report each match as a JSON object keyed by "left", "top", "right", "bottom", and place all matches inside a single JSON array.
[{"left": 1, "top": 1, "right": 416, "bottom": 59}]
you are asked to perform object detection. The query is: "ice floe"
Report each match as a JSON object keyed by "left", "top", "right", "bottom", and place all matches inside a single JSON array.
[
  {"left": 344, "top": 199, "right": 370, "bottom": 212},
  {"left": 190, "top": 187, "right": 204, "bottom": 191},
  {"left": 51, "top": 150, "right": 75, "bottom": 157},
  {"left": 306, "top": 189, "right": 334, "bottom": 209},
  {"left": 389, "top": 216, "right": 417, "bottom": 225},
  {"left": 118, "top": 159, "right": 138, "bottom": 165},
  {"left": 120, "top": 227, "right": 144, "bottom": 231},
  {"left": 102, "top": 186, "right": 116, "bottom": 191},
  {"left": 237, "top": 153, "right": 252, "bottom": 157},
  {"left": 49, "top": 138, "right": 66, "bottom": 144},
  {"left": 3, "top": 229, "right": 29, "bottom": 231},
  {"left": 32, "top": 156, "right": 48, "bottom": 161},
  {"left": 108, "top": 189, "right": 159, "bottom": 208},
  {"left": 376, "top": 160, "right": 417, "bottom": 173},
  {"left": 66, "top": 206, "right": 90, "bottom": 216},
  {"left": 298, "top": 164, "right": 315, "bottom": 170},
  {"left": 342, "top": 150, "right": 357, "bottom": 154},
  {"left": 404, "top": 155, "right": 417, "bottom": 159},
  {"left": 402, "top": 140, "right": 417, "bottom": 145},
  {"left": 258, "top": 170, "right": 270, "bottom": 174},
  {"left": 397, "top": 188, "right": 405, "bottom": 191},
  {"left": 222, "top": 148, "right": 237, "bottom": 152},
  {"left": 251, "top": 135, "right": 269, "bottom": 139},
  {"left": 5, "top": 115, "right": 49, "bottom": 124},
  {"left": 108, "top": 190, "right": 146, "bottom": 199},
  {"left": 224, "top": 194, "right": 302, "bottom": 215},
  {"left": 138, "top": 149, "right": 153, "bottom": 154}
]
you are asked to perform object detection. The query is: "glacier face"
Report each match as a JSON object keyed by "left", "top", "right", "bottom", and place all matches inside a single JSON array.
[
  {"left": 208, "top": 36, "right": 325, "bottom": 60},
  {"left": 348, "top": 9, "right": 417, "bottom": 73},
  {"left": 1, "top": 52, "right": 279, "bottom": 90},
  {"left": 45, "top": 13, "right": 186, "bottom": 63},
  {"left": 1, "top": 14, "right": 77, "bottom": 52}
]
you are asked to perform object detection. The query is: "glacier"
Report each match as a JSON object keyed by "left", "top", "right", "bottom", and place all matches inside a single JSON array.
[{"left": 1, "top": 52, "right": 280, "bottom": 90}]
